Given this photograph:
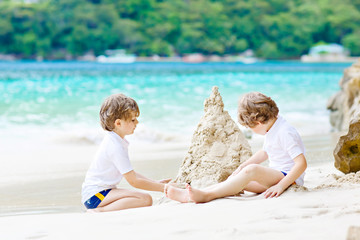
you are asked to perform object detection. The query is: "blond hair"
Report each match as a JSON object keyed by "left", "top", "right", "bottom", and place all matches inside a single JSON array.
[
  {"left": 99, "top": 93, "right": 139, "bottom": 131},
  {"left": 238, "top": 92, "right": 279, "bottom": 128}
]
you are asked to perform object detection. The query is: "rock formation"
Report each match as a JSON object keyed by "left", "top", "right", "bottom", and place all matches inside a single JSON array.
[
  {"left": 173, "top": 86, "right": 252, "bottom": 188},
  {"left": 334, "top": 109, "right": 360, "bottom": 174},
  {"left": 327, "top": 59, "right": 360, "bottom": 131},
  {"left": 328, "top": 59, "right": 360, "bottom": 174}
]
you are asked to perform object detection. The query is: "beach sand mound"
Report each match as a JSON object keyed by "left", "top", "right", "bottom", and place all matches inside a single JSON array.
[
  {"left": 287, "top": 184, "right": 309, "bottom": 192},
  {"left": 314, "top": 171, "right": 360, "bottom": 189},
  {"left": 334, "top": 171, "right": 360, "bottom": 184},
  {"left": 173, "top": 86, "right": 252, "bottom": 188}
]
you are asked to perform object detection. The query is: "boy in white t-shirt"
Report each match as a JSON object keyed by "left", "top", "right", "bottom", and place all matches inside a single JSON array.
[
  {"left": 82, "top": 93, "right": 171, "bottom": 212},
  {"left": 165, "top": 92, "right": 307, "bottom": 203}
]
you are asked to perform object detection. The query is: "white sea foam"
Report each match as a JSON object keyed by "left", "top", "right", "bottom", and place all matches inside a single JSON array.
[
  {"left": 0, "top": 122, "right": 190, "bottom": 147},
  {"left": 282, "top": 111, "right": 332, "bottom": 136}
]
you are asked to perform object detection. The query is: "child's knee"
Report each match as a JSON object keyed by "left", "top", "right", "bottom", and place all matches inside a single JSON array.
[
  {"left": 140, "top": 193, "right": 153, "bottom": 206},
  {"left": 243, "top": 164, "right": 259, "bottom": 177}
]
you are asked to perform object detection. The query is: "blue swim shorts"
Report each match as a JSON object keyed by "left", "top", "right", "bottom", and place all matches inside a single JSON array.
[{"left": 84, "top": 189, "right": 111, "bottom": 209}]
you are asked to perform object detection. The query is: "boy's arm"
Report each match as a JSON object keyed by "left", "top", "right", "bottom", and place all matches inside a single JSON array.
[
  {"left": 231, "top": 150, "right": 268, "bottom": 176},
  {"left": 135, "top": 172, "right": 171, "bottom": 183},
  {"left": 123, "top": 170, "right": 168, "bottom": 192},
  {"left": 264, "top": 153, "right": 307, "bottom": 198}
]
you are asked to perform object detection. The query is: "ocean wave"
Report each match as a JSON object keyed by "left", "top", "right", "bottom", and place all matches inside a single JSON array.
[
  {"left": 0, "top": 108, "right": 334, "bottom": 147},
  {"left": 48, "top": 123, "right": 190, "bottom": 145}
]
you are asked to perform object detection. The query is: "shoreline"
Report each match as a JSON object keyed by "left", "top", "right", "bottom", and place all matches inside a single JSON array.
[{"left": 0, "top": 55, "right": 358, "bottom": 63}]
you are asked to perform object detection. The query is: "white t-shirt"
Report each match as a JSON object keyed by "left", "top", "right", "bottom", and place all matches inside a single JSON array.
[
  {"left": 263, "top": 115, "right": 306, "bottom": 185},
  {"left": 81, "top": 131, "right": 133, "bottom": 203}
]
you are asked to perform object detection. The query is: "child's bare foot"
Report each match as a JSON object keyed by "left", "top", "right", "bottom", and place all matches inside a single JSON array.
[
  {"left": 187, "top": 184, "right": 210, "bottom": 203},
  {"left": 165, "top": 185, "right": 190, "bottom": 203},
  {"left": 164, "top": 183, "right": 174, "bottom": 197}
]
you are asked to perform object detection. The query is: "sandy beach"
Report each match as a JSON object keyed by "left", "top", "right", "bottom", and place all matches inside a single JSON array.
[{"left": 1, "top": 130, "right": 359, "bottom": 240}]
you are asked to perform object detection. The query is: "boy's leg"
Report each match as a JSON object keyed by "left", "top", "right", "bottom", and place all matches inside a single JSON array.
[
  {"left": 203, "top": 181, "right": 265, "bottom": 193},
  {"left": 188, "top": 164, "right": 284, "bottom": 203},
  {"left": 205, "top": 180, "right": 266, "bottom": 194},
  {"left": 92, "top": 188, "right": 152, "bottom": 212},
  {"left": 243, "top": 181, "right": 268, "bottom": 193}
]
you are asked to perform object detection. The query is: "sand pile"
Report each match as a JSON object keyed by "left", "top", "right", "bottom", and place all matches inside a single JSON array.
[
  {"left": 314, "top": 171, "right": 360, "bottom": 189},
  {"left": 287, "top": 185, "right": 309, "bottom": 192},
  {"left": 173, "top": 86, "right": 252, "bottom": 188},
  {"left": 334, "top": 171, "right": 360, "bottom": 184}
]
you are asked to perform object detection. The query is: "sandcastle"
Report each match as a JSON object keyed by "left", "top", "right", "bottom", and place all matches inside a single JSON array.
[{"left": 173, "top": 86, "right": 252, "bottom": 188}]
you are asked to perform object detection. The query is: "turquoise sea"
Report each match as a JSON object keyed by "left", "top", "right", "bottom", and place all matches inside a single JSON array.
[{"left": 0, "top": 61, "right": 351, "bottom": 143}]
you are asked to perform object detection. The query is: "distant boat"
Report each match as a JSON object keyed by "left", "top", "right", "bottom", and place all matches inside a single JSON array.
[
  {"left": 97, "top": 49, "right": 136, "bottom": 63},
  {"left": 182, "top": 53, "right": 205, "bottom": 63},
  {"left": 234, "top": 49, "right": 258, "bottom": 64},
  {"left": 235, "top": 56, "right": 258, "bottom": 64},
  {"left": 301, "top": 43, "right": 357, "bottom": 63}
]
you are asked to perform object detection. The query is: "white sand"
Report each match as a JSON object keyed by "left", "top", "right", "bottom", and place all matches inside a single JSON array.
[
  {"left": 1, "top": 163, "right": 359, "bottom": 240},
  {"left": 1, "top": 132, "right": 360, "bottom": 239}
]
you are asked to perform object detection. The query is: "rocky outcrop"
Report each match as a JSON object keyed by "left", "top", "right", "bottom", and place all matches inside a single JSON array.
[
  {"left": 334, "top": 110, "right": 360, "bottom": 174},
  {"left": 328, "top": 59, "right": 360, "bottom": 174},
  {"left": 327, "top": 59, "right": 360, "bottom": 131},
  {"left": 173, "top": 86, "right": 252, "bottom": 188}
]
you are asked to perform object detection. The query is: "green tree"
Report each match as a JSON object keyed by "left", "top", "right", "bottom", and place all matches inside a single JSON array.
[
  {"left": 0, "top": 3, "right": 14, "bottom": 53},
  {"left": 342, "top": 32, "right": 360, "bottom": 56},
  {"left": 1, "top": 0, "right": 360, "bottom": 59},
  {"left": 257, "top": 41, "right": 281, "bottom": 59}
]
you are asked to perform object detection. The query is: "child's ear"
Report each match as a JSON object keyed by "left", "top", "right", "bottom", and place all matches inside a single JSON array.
[{"left": 114, "top": 119, "right": 121, "bottom": 126}]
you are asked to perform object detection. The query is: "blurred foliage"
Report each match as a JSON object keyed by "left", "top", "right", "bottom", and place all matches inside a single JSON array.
[{"left": 0, "top": 0, "right": 359, "bottom": 59}]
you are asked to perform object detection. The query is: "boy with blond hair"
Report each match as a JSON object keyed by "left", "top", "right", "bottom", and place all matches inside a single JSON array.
[
  {"left": 82, "top": 93, "right": 170, "bottom": 212},
  {"left": 165, "top": 92, "right": 307, "bottom": 203}
]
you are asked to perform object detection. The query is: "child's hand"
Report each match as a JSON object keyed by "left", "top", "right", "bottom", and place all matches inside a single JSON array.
[
  {"left": 158, "top": 178, "right": 172, "bottom": 184},
  {"left": 264, "top": 184, "right": 285, "bottom": 198}
]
